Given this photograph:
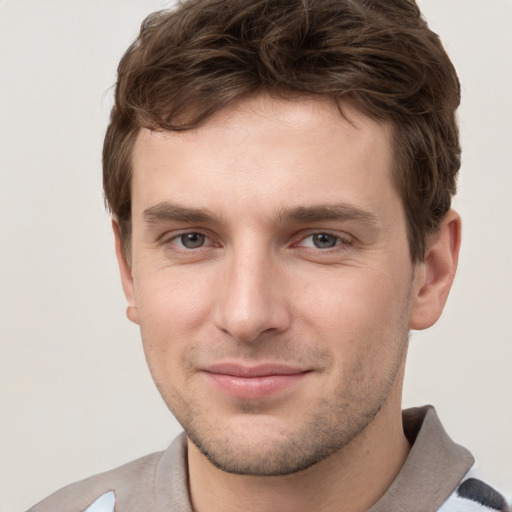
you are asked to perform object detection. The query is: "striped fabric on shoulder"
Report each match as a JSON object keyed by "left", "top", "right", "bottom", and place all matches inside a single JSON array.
[{"left": 438, "top": 475, "right": 510, "bottom": 512}]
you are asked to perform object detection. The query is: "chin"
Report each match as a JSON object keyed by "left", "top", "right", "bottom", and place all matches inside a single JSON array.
[{"left": 184, "top": 401, "right": 384, "bottom": 476}]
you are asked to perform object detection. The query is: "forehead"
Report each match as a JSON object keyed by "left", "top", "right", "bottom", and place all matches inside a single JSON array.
[
  {"left": 130, "top": 94, "right": 397, "bottom": 223},
  {"left": 133, "top": 94, "right": 392, "bottom": 161}
]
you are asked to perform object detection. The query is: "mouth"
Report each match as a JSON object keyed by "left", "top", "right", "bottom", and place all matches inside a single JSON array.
[{"left": 201, "top": 363, "right": 311, "bottom": 399}]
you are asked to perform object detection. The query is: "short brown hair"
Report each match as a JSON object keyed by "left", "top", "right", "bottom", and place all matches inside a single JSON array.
[{"left": 103, "top": 0, "right": 460, "bottom": 261}]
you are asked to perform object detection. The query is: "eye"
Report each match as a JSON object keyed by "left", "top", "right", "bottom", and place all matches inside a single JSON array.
[
  {"left": 298, "top": 232, "right": 345, "bottom": 249},
  {"left": 176, "top": 232, "right": 207, "bottom": 249}
]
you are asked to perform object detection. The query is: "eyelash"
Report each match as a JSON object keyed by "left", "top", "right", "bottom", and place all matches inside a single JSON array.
[
  {"left": 160, "top": 231, "right": 217, "bottom": 251},
  {"left": 295, "top": 231, "right": 352, "bottom": 250},
  {"left": 160, "top": 230, "right": 352, "bottom": 252}
]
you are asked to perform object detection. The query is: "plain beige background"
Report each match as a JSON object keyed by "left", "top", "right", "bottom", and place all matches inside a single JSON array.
[{"left": 0, "top": 1, "right": 511, "bottom": 511}]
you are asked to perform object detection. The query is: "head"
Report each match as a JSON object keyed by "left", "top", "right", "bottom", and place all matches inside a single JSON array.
[
  {"left": 105, "top": 0, "right": 461, "bottom": 477},
  {"left": 103, "top": 0, "right": 461, "bottom": 264}
]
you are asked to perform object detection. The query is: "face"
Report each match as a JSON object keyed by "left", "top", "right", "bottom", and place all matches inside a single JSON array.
[{"left": 121, "top": 95, "right": 421, "bottom": 476}]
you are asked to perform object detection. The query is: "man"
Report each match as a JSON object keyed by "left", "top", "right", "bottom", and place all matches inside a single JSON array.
[{"left": 28, "top": 0, "right": 510, "bottom": 511}]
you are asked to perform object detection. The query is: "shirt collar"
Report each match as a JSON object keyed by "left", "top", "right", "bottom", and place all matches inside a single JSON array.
[{"left": 368, "top": 405, "right": 474, "bottom": 512}]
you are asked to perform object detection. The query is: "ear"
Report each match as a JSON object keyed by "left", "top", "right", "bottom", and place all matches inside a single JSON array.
[
  {"left": 409, "top": 210, "right": 461, "bottom": 330},
  {"left": 112, "top": 219, "right": 140, "bottom": 325}
]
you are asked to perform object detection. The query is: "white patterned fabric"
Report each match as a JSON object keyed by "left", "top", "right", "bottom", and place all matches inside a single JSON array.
[
  {"left": 438, "top": 469, "right": 510, "bottom": 512},
  {"left": 82, "top": 491, "right": 115, "bottom": 512}
]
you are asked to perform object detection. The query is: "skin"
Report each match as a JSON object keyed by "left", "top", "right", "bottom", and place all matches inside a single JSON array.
[{"left": 115, "top": 94, "right": 461, "bottom": 512}]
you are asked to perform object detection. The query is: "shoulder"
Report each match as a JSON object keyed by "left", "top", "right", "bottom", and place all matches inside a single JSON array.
[{"left": 26, "top": 450, "right": 165, "bottom": 512}]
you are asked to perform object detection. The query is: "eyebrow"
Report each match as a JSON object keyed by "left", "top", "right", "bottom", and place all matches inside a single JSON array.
[
  {"left": 275, "top": 204, "right": 380, "bottom": 226},
  {"left": 142, "top": 201, "right": 380, "bottom": 227},
  {"left": 143, "top": 202, "right": 217, "bottom": 224}
]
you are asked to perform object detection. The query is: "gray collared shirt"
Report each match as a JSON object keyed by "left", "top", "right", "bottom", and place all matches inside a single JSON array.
[{"left": 28, "top": 406, "right": 509, "bottom": 512}]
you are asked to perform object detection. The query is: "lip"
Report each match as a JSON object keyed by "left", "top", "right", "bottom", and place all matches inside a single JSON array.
[{"left": 201, "top": 364, "right": 310, "bottom": 399}]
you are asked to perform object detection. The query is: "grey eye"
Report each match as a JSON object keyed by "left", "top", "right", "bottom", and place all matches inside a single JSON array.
[
  {"left": 312, "top": 233, "right": 338, "bottom": 249},
  {"left": 180, "top": 233, "right": 206, "bottom": 249}
]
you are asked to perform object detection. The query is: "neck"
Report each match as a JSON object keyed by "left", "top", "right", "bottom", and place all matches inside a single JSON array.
[{"left": 187, "top": 384, "right": 410, "bottom": 512}]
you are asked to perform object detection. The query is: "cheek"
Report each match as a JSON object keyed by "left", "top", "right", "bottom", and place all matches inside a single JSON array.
[
  {"left": 136, "top": 264, "right": 213, "bottom": 321},
  {"left": 134, "top": 268, "right": 215, "bottom": 368},
  {"left": 295, "top": 268, "right": 411, "bottom": 358}
]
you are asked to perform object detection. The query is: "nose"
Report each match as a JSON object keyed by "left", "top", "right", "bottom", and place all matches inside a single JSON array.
[{"left": 212, "top": 245, "right": 291, "bottom": 343}]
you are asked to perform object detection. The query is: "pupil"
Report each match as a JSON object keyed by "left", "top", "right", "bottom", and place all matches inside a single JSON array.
[
  {"left": 313, "top": 233, "right": 337, "bottom": 248},
  {"left": 182, "top": 233, "right": 205, "bottom": 248}
]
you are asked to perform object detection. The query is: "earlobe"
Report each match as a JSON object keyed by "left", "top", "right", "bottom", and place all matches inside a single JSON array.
[
  {"left": 112, "top": 220, "right": 140, "bottom": 325},
  {"left": 409, "top": 210, "right": 461, "bottom": 330}
]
